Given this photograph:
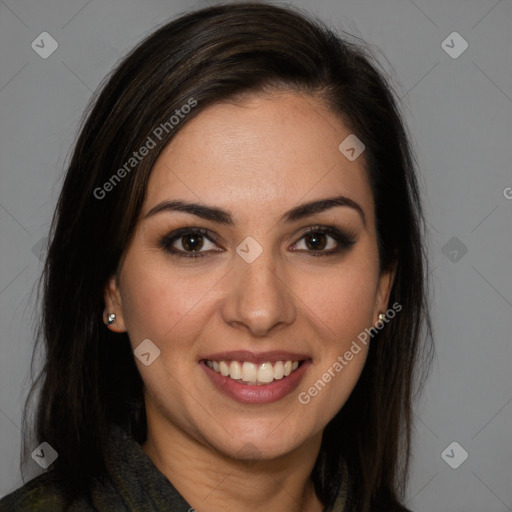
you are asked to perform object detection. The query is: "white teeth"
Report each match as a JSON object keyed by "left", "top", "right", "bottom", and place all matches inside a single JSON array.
[
  {"left": 219, "top": 360, "right": 230, "bottom": 376},
  {"left": 274, "top": 361, "right": 284, "bottom": 380},
  {"left": 206, "top": 359, "right": 302, "bottom": 384},
  {"left": 257, "top": 362, "right": 274, "bottom": 383},
  {"left": 242, "top": 362, "right": 258, "bottom": 382},
  {"left": 229, "top": 361, "right": 242, "bottom": 380}
]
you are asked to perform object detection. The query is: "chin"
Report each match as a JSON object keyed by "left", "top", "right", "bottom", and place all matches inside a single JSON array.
[{"left": 210, "top": 423, "right": 313, "bottom": 462}]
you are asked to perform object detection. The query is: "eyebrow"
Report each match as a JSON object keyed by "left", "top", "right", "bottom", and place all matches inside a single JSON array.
[{"left": 144, "top": 195, "right": 366, "bottom": 226}]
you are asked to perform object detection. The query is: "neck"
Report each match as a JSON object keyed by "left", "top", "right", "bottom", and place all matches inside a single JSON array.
[{"left": 141, "top": 411, "right": 325, "bottom": 512}]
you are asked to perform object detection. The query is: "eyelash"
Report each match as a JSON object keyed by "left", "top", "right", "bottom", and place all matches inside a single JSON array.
[{"left": 159, "top": 225, "right": 356, "bottom": 259}]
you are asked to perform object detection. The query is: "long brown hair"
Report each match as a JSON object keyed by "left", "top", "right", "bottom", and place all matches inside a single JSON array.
[{"left": 21, "top": 3, "right": 433, "bottom": 510}]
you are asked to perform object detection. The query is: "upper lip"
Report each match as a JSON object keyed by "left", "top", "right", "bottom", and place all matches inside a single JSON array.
[{"left": 201, "top": 350, "right": 310, "bottom": 365}]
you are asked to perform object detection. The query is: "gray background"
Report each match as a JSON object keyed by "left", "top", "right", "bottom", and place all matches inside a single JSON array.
[{"left": 1, "top": 0, "right": 511, "bottom": 510}]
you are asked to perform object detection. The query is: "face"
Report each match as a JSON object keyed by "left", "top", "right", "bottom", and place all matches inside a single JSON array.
[{"left": 105, "top": 91, "right": 394, "bottom": 461}]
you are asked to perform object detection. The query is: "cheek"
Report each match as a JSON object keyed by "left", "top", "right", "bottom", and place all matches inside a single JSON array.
[
  {"left": 118, "top": 255, "right": 214, "bottom": 406},
  {"left": 294, "top": 255, "right": 379, "bottom": 342},
  {"left": 292, "top": 250, "right": 378, "bottom": 415},
  {"left": 118, "top": 252, "right": 217, "bottom": 347}
]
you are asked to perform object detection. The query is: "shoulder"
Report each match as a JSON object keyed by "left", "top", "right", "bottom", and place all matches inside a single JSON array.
[
  {"left": 0, "top": 473, "right": 91, "bottom": 512},
  {"left": 0, "top": 474, "right": 66, "bottom": 512}
]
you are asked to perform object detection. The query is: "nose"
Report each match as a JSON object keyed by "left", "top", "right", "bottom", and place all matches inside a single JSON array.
[{"left": 221, "top": 247, "right": 297, "bottom": 337}]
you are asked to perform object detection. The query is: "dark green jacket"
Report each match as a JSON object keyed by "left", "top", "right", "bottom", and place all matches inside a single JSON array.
[{"left": 0, "top": 424, "right": 350, "bottom": 511}]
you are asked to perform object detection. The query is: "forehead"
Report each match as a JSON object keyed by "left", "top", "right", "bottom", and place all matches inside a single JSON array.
[{"left": 144, "top": 92, "right": 374, "bottom": 226}]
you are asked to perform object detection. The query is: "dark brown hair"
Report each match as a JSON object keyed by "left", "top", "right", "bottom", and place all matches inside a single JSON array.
[{"left": 21, "top": 3, "right": 433, "bottom": 511}]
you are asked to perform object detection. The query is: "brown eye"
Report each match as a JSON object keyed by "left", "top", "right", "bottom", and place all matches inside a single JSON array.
[
  {"left": 181, "top": 233, "right": 204, "bottom": 252},
  {"left": 304, "top": 232, "right": 328, "bottom": 251},
  {"left": 160, "top": 227, "right": 221, "bottom": 258},
  {"left": 290, "top": 226, "right": 356, "bottom": 256}
]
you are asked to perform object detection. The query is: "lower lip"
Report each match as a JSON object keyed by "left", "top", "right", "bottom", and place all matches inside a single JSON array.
[{"left": 200, "top": 360, "right": 311, "bottom": 404}]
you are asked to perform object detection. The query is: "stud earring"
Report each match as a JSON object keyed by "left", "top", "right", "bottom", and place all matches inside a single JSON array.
[
  {"left": 378, "top": 313, "right": 386, "bottom": 322},
  {"left": 107, "top": 313, "right": 116, "bottom": 325}
]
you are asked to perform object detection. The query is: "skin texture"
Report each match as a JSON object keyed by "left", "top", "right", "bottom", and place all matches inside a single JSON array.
[{"left": 104, "top": 91, "right": 395, "bottom": 512}]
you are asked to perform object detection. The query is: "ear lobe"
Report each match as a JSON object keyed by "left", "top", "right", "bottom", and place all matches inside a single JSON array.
[
  {"left": 103, "top": 275, "right": 127, "bottom": 333},
  {"left": 374, "top": 261, "right": 397, "bottom": 322}
]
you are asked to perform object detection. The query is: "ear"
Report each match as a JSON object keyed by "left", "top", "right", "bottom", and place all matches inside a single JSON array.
[
  {"left": 373, "top": 261, "right": 397, "bottom": 324},
  {"left": 103, "top": 275, "right": 127, "bottom": 333}
]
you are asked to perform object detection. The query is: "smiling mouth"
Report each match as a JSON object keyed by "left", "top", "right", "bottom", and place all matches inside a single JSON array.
[{"left": 204, "top": 359, "right": 304, "bottom": 386}]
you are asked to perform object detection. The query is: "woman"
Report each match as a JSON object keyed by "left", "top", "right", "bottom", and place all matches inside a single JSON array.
[{"left": 0, "top": 3, "right": 433, "bottom": 511}]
